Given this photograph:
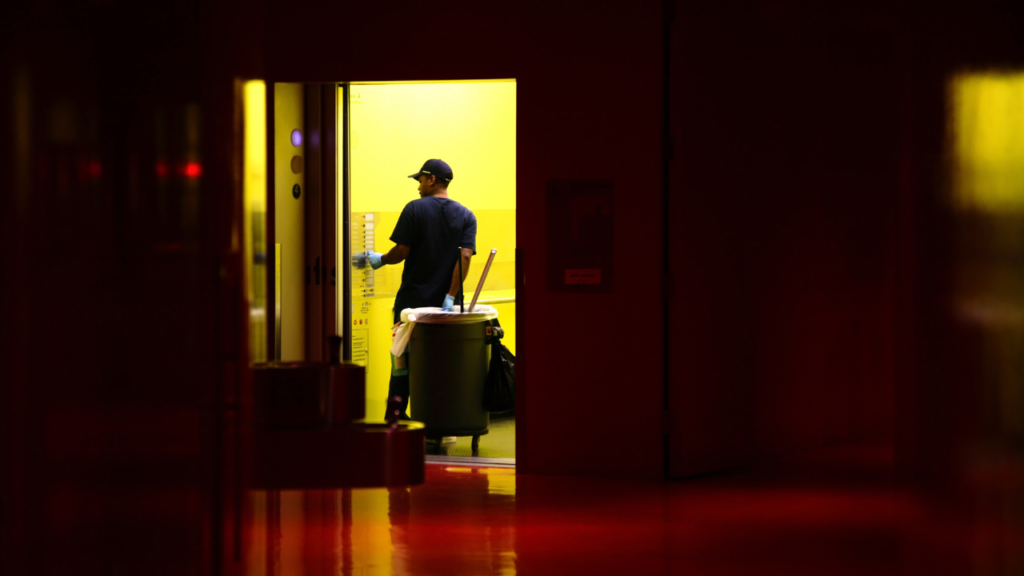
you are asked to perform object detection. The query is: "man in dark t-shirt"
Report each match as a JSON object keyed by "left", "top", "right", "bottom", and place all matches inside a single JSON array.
[{"left": 367, "top": 159, "right": 477, "bottom": 420}]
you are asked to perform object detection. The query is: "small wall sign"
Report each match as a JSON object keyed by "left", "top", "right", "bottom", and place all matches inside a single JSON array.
[
  {"left": 565, "top": 269, "right": 602, "bottom": 285},
  {"left": 546, "top": 179, "right": 614, "bottom": 293}
]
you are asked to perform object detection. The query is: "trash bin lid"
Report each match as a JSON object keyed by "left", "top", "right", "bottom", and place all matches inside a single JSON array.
[{"left": 400, "top": 305, "right": 498, "bottom": 324}]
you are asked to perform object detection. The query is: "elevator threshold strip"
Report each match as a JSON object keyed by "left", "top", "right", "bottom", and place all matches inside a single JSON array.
[{"left": 425, "top": 455, "right": 515, "bottom": 469}]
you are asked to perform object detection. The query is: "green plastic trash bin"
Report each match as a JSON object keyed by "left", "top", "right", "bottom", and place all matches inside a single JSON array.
[{"left": 400, "top": 306, "right": 499, "bottom": 442}]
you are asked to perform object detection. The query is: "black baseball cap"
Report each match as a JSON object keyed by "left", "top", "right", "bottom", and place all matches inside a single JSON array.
[{"left": 409, "top": 159, "right": 453, "bottom": 183}]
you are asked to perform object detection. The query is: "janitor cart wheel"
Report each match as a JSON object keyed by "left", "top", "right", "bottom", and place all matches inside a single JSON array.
[{"left": 471, "top": 435, "right": 480, "bottom": 453}]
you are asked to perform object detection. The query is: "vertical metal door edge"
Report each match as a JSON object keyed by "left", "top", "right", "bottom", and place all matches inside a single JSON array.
[
  {"left": 231, "top": 78, "right": 246, "bottom": 566},
  {"left": 341, "top": 83, "right": 352, "bottom": 362},
  {"left": 515, "top": 247, "right": 526, "bottom": 473},
  {"left": 265, "top": 85, "right": 277, "bottom": 362},
  {"left": 661, "top": 0, "right": 674, "bottom": 479},
  {"left": 275, "top": 243, "right": 282, "bottom": 361},
  {"left": 303, "top": 84, "right": 324, "bottom": 362},
  {"left": 322, "top": 84, "right": 339, "bottom": 358}
]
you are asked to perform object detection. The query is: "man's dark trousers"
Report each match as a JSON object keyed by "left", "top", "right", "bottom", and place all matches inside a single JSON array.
[{"left": 385, "top": 309, "right": 411, "bottom": 420}]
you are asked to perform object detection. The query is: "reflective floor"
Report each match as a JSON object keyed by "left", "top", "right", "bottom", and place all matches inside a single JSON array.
[
  {"left": 243, "top": 442, "right": 1000, "bottom": 576},
  {"left": 425, "top": 414, "right": 516, "bottom": 468},
  {"left": 431, "top": 414, "right": 515, "bottom": 459}
]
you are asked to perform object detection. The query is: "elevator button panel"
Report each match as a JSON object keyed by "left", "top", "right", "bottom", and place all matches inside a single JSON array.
[
  {"left": 350, "top": 212, "right": 378, "bottom": 367},
  {"left": 352, "top": 212, "right": 378, "bottom": 298}
]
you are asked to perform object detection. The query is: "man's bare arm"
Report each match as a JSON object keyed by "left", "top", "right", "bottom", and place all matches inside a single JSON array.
[
  {"left": 448, "top": 248, "right": 474, "bottom": 297},
  {"left": 381, "top": 244, "right": 410, "bottom": 265}
]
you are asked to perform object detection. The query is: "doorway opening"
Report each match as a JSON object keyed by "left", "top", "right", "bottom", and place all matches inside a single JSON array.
[
  {"left": 344, "top": 80, "right": 517, "bottom": 467},
  {"left": 255, "top": 79, "right": 516, "bottom": 467}
]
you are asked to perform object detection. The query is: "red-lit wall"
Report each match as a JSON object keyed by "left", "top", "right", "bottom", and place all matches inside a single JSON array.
[
  {"left": 266, "top": 0, "right": 908, "bottom": 480},
  {"left": 263, "top": 0, "right": 667, "bottom": 479},
  {"left": 0, "top": 1, "right": 261, "bottom": 574},
  {"left": 4, "top": 1, "right": 1023, "bottom": 574},
  {"left": 667, "top": 1, "right": 900, "bottom": 477}
]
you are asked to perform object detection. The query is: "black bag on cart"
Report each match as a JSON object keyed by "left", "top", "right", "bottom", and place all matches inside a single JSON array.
[{"left": 483, "top": 319, "right": 516, "bottom": 414}]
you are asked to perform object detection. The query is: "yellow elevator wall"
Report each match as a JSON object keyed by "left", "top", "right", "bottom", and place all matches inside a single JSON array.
[
  {"left": 347, "top": 81, "right": 516, "bottom": 418},
  {"left": 274, "top": 83, "right": 305, "bottom": 361}
]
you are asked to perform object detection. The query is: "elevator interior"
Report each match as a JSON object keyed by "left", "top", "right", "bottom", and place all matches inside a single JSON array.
[{"left": 254, "top": 80, "right": 517, "bottom": 463}]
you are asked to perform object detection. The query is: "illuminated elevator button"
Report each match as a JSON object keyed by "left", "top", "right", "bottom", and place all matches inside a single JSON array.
[{"left": 291, "top": 129, "right": 302, "bottom": 147}]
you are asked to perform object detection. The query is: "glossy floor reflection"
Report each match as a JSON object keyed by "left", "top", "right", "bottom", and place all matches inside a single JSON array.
[{"left": 244, "top": 442, "right": 995, "bottom": 576}]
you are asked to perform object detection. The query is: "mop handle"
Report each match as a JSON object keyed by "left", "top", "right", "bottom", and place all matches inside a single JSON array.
[{"left": 468, "top": 249, "right": 497, "bottom": 313}]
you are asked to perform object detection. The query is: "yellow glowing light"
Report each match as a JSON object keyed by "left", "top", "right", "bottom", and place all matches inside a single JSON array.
[
  {"left": 481, "top": 467, "right": 515, "bottom": 475},
  {"left": 444, "top": 467, "right": 474, "bottom": 473},
  {"left": 950, "top": 71, "right": 1024, "bottom": 438},
  {"left": 243, "top": 80, "right": 267, "bottom": 362},
  {"left": 487, "top": 468, "right": 516, "bottom": 496},
  {"left": 951, "top": 72, "right": 1024, "bottom": 213},
  {"left": 243, "top": 80, "right": 267, "bottom": 273}
]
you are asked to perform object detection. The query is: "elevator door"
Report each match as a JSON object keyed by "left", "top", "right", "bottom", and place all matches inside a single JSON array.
[{"left": 266, "top": 83, "right": 340, "bottom": 363}]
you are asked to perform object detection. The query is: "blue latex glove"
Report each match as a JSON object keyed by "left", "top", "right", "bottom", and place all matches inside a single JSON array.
[
  {"left": 442, "top": 294, "right": 455, "bottom": 312},
  {"left": 367, "top": 251, "right": 384, "bottom": 270}
]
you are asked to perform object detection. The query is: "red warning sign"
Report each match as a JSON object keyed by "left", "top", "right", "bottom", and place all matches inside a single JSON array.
[{"left": 565, "top": 269, "right": 602, "bottom": 285}]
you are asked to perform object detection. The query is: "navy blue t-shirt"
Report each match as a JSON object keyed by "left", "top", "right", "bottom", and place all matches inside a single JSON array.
[{"left": 390, "top": 196, "right": 477, "bottom": 311}]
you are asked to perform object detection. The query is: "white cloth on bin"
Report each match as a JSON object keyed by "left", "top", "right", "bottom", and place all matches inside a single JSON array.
[{"left": 389, "top": 305, "right": 499, "bottom": 358}]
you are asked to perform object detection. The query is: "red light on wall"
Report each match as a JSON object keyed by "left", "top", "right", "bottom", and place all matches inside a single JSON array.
[
  {"left": 183, "top": 161, "right": 202, "bottom": 178},
  {"left": 155, "top": 161, "right": 169, "bottom": 178},
  {"left": 89, "top": 161, "right": 102, "bottom": 179}
]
